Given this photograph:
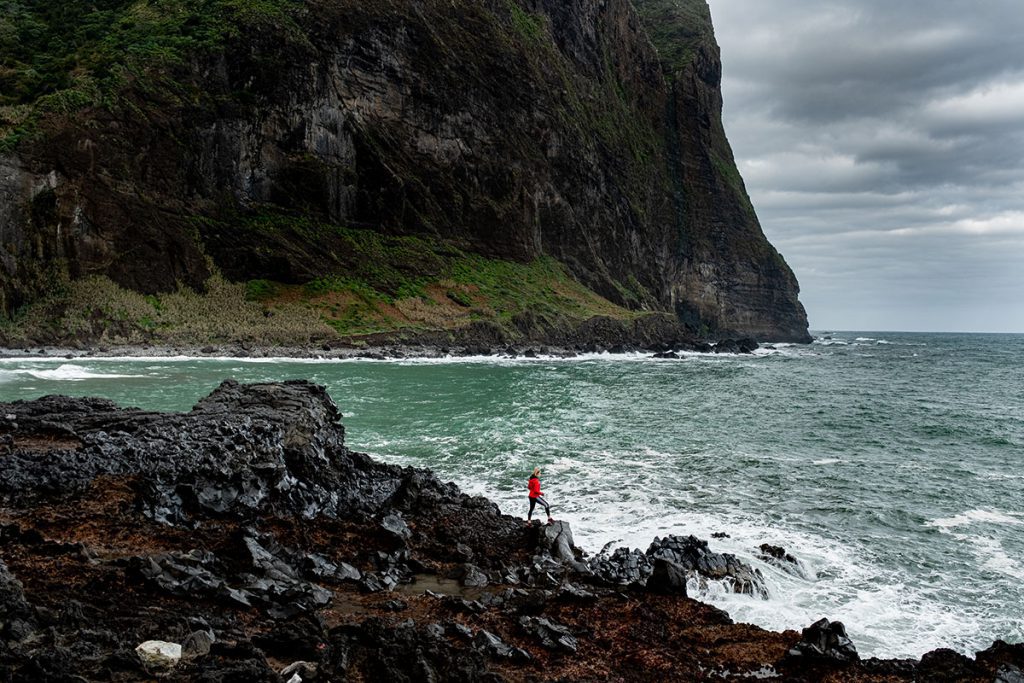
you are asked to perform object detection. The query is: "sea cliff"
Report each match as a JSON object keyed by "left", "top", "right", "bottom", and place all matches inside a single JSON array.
[{"left": 0, "top": 0, "right": 810, "bottom": 347}]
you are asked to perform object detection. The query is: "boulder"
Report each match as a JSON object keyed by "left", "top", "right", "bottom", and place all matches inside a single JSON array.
[
  {"left": 787, "top": 618, "right": 859, "bottom": 662},
  {"left": 182, "top": 629, "right": 215, "bottom": 658},
  {"left": 587, "top": 547, "right": 652, "bottom": 586},
  {"left": 135, "top": 640, "right": 182, "bottom": 668},
  {"left": 460, "top": 564, "right": 489, "bottom": 588},
  {"left": 646, "top": 558, "right": 688, "bottom": 596},
  {"left": 518, "top": 616, "right": 578, "bottom": 653},
  {"left": 996, "top": 666, "right": 1024, "bottom": 683},
  {"left": 381, "top": 513, "right": 412, "bottom": 542},
  {"left": 918, "top": 648, "right": 981, "bottom": 679},
  {"left": 757, "top": 543, "right": 808, "bottom": 578},
  {"left": 536, "top": 521, "right": 576, "bottom": 563}
]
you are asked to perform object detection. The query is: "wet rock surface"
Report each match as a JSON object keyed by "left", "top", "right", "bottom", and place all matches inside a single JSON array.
[
  {"left": 1, "top": 381, "right": 1021, "bottom": 681},
  {"left": 757, "top": 542, "right": 809, "bottom": 579},
  {"left": 647, "top": 534, "right": 767, "bottom": 596},
  {"left": 786, "top": 618, "right": 859, "bottom": 662}
]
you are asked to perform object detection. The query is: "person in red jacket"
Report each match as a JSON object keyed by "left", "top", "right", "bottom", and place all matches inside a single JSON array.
[{"left": 527, "top": 467, "right": 553, "bottom": 525}]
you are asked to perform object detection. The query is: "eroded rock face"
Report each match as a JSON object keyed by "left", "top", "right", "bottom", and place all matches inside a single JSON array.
[
  {"left": 0, "top": 380, "right": 370, "bottom": 521},
  {"left": 1, "top": 0, "right": 809, "bottom": 342}
]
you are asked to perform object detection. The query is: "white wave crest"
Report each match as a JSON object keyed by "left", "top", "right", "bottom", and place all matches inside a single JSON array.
[
  {"left": 927, "top": 508, "right": 1024, "bottom": 530},
  {"left": 971, "top": 536, "right": 1024, "bottom": 581},
  {"left": 16, "top": 364, "right": 145, "bottom": 381}
]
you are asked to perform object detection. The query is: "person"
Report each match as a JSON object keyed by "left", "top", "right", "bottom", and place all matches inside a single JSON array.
[{"left": 527, "top": 466, "right": 553, "bottom": 525}]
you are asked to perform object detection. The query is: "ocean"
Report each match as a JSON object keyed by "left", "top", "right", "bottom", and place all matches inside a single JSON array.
[{"left": 1, "top": 331, "right": 1021, "bottom": 659}]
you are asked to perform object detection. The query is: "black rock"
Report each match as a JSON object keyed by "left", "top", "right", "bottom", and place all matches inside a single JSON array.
[
  {"left": 757, "top": 543, "right": 807, "bottom": 578},
  {"left": 918, "top": 648, "right": 982, "bottom": 680},
  {"left": 737, "top": 337, "right": 760, "bottom": 353},
  {"left": 460, "top": 564, "right": 489, "bottom": 588},
  {"left": 381, "top": 513, "right": 412, "bottom": 542},
  {"left": 518, "top": 616, "right": 578, "bottom": 653},
  {"left": 713, "top": 339, "right": 739, "bottom": 354},
  {"left": 324, "top": 618, "right": 494, "bottom": 680},
  {"left": 447, "top": 622, "right": 474, "bottom": 641},
  {"left": 996, "top": 665, "right": 1024, "bottom": 683},
  {"left": 645, "top": 558, "right": 688, "bottom": 596},
  {"left": 453, "top": 542, "right": 474, "bottom": 562},
  {"left": 587, "top": 547, "right": 652, "bottom": 586},
  {"left": 0, "top": 559, "right": 34, "bottom": 628},
  {"left": 472, "top": 630, "right": 531, "bottom": 662},
  {"left": 474, "top": 629, "right": 512, "bottom": 658},
  {"left": 182, "top": 629, "right": 216, "bottom": 658},
  {"left": 536, "top": 521, "right": 576, "bottom": 563},
  {"left": 557, "top": 582, "right": 597, "bottom": 603},
  {"left": 252, "top": 616, "right": 325, "bottom": 660},
  {"left": 787, "top": 617, "right": 859, "bottom": 663},
  {"left": 646, "top": 535, "right": 765, "bottom": 596}
]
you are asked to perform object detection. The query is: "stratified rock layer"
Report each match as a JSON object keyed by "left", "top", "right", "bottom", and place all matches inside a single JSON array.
[
  {"left": 2, "top": 381, "right": 1020, "bottom": 681},
  {"left": 0, "top": 0, "right": 809, "bottom": 342}
]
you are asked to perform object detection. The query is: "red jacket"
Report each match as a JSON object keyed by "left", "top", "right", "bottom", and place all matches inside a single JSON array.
[{"left": 528, "top": 476, "right": 542, "bottom": 498}]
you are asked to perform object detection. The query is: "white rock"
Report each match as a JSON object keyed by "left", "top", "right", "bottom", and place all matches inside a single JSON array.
[{"left": 135, "top": 640, "right": 182, "bottom": 668}]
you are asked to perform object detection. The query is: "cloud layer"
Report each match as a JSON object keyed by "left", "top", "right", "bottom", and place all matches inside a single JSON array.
[{"left": 708, "top": 0, "right": 1024, "bottom": 332}]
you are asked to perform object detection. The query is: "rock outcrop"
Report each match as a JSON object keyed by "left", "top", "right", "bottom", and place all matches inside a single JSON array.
[
  {"left": 3, "top": 381, "right": 1022, "bottom": 681},
  {"left": 0, "top": 0, "right": 810, "bottom": 342}
]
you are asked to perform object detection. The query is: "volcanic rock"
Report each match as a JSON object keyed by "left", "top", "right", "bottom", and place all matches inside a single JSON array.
[
  {"left": 0, "top": 381, "right": 1016, "bottom": 681},
  {"left": 647, "top": 535, "right": 766, "bottom": 596},
  {"left": 646, "top": 558, "right": 689, "bottom": 596},
  {"left": 787, "top": 618, "right": 859, "bottom": 662}
]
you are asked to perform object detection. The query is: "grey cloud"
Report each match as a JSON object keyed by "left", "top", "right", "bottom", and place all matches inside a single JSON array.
[{"left": 707, "top": 0, "right": 1024, "bottom": 331}]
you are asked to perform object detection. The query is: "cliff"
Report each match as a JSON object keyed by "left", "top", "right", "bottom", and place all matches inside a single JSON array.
[{"left": 0, "top": 0, "right": 811, "bottom": 344}]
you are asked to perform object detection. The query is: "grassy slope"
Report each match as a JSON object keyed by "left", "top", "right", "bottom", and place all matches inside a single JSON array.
[{"left": 0, "top": 218, "right": 633, "bottom": 346}]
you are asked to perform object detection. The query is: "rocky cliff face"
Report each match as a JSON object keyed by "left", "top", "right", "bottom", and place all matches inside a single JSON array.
[
  {"left": 0, "top": 0, "right": 810, "bottom": 342},
  {"left": 635, "top": 0, "right": 811, "bottom": 342}
]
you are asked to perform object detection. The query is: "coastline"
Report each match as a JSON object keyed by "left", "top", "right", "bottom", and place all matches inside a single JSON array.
[
  {"left": 1, "top": 379, "right": 1020, "bottom": 681},
  {"left": 0, "top": 339, "right": 759, "bottom": 363},
  {"left": 0, "top": 311, "right": 798, "bottom": 363}
]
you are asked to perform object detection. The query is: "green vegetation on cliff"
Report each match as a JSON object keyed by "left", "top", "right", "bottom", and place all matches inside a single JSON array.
[
  {"left": 0, "top": 0, "right": 300, "bottom": 148},
  {"left": 631, "top": 0, "right": 714, "bottom": 74},
  {"left": 0, "top": 0, "right": 298, "bottom": 105},
  {"left": 0, "top": 215, "right": 633, "bottom": 346}
]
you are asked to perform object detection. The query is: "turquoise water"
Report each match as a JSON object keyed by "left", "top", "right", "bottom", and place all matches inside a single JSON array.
[{"left": 1, "top": 332, "right": 1022, "bottom": 658}]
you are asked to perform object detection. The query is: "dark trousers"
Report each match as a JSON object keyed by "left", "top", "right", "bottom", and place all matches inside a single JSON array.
[{"left": 528, "top": 495, "right": 550, "bottom": 520}]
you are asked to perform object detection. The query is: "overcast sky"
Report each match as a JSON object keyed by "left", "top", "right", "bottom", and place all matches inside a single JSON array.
[{"left": 706, "top": 0, "right": 1024, "bottom": 333}]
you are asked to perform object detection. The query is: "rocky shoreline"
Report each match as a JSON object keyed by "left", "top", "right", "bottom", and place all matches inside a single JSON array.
[
  {"left": 1, "top": 381, "right": 1020, "bottom": 681},
  {"left": 0, "top": 314, "right": 766, "bottom": 362},
  {"left": 0, "top": 313, "right": 777, "bottom": 362}
]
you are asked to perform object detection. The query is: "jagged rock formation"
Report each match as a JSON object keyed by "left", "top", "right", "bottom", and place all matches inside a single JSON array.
[
  {"left": 0, "top": 0, "right": 809, "bottom": 342},
  {"left": 1, "top": 381, "right": 1022, "bottom": 681}
]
